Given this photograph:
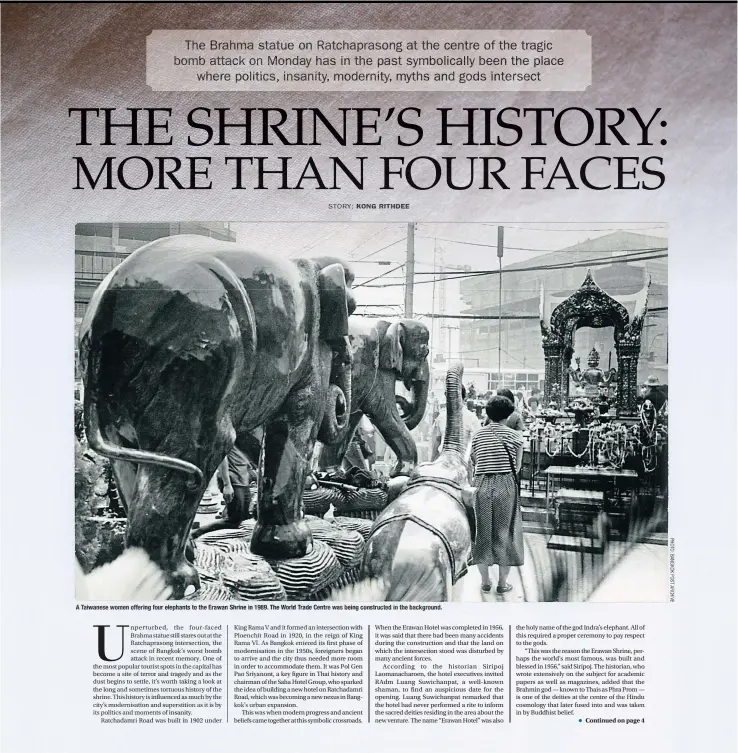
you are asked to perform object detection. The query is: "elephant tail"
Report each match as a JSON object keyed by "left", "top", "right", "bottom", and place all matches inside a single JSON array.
[{"left": 84, "top": 393, "right": 204, "bottom": 490}]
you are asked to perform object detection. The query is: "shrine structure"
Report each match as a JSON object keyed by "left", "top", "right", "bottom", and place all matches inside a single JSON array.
[{"left": 540, "top": 270, "right": 650, "bottom": 416}]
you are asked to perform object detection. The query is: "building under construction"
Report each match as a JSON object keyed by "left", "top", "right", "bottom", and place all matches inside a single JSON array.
[{"left": 457, "top": 230, "right": 667, "bottom": 393}]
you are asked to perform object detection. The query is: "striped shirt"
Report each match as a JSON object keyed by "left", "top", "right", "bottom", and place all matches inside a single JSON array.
[{"left": 470, "top": 423, "right": 523, "bottom": 475}]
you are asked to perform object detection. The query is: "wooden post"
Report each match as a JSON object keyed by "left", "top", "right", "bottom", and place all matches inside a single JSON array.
[{"left": 404, "top": 223, "right": 415, "bottom": 317}]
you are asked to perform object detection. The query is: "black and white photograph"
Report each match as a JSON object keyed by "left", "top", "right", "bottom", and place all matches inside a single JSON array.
[{"left": 74, "top": 221, "right": 668, "bottom": 603}]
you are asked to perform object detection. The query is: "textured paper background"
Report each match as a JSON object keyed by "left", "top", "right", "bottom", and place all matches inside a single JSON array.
[
  {"left": 1, "top": 4, "right": 736, "bottom": 753},
  {"left": 145, "top": 29, "right": 592, "bottom": 91}
]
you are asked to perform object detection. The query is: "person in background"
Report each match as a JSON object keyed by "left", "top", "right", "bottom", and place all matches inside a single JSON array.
[
  {"left": 74, "top": 400, "right": 85, "bottom": 442},
  {"left": 345, "top": 415, "right": 376, "bottom": 471},
  {"left": 218, "top": 445, "right": 254, "bottom": 520},
  {"left": 431, "top": 398, "right": 446, "bottom": 460},
  {"left": 515, "top": 390, "right": 528, "bottom": 412},
  {"left": 193, "top": 445, "right": 254, "bottom": 537},
  {"left": 496, "top": 388, "right": 525, "bottom": 432},
  {"left": 527, "top": 396, "right": 540, "bottom": 416},
  {"left": 469, "top": 396, "right": 524, "bottom": 595},
  {"left": 463, "top": 396, "right": 482, "bottom": 459},
  {"left": 642, "top": 375, "right": 667, "bottom": 413},
  {"left": 373, "top": 425, "right": 388, "bottom": 467},
  {"left": 416, "top": 404, "right": 429, "bottom": 442},
  {"left": 358, "top": 415, "right": 376, "bottom": 470},
  {"left": 435, "top": 386, "right": 481, "bottom": 458}
]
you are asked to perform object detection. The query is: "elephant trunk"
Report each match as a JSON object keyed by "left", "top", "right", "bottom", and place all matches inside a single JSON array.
[
  {"left": 318, "top": 336, "right": 352, "bottom": 445},
  {"left": 403, "top": 360, "right": 430, "bottom": 431},
  {"left": 442, "top": 363, "right": 465, "bottom": 455}
]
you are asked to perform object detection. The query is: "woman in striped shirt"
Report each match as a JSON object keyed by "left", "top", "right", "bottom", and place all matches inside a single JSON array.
[{"left": 469, "top": 396, "right": 525, "bottom": 595}]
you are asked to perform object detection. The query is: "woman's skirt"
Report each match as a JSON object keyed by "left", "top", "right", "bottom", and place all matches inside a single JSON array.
[{"left": 473, "top": 472, "right": 524, "bottom": 567}]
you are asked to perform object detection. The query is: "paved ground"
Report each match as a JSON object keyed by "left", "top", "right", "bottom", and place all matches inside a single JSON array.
[
  {"left": 587, "top": 542, "right": 668, "bottom": 602},
  {"left": 455, "top": 536, "right": 669, "bottom": 603}
]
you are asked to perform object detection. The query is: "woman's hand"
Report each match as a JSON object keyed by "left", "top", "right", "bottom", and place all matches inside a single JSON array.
[{"left": 515, "top": 444, "right": 524, "bottom": 473}]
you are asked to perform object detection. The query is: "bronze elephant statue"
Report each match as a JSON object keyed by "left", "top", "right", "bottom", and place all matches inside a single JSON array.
[
  {"left": 359, "top": 363, "right": 475, "bottom": 601},
  {"left": 78, "top": 235, "right": 356, "bottom": 598},
  {"left": 318, "top": 318, "right": 430, "bottom": 477}
]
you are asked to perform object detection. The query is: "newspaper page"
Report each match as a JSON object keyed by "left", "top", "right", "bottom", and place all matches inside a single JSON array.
[{"left": 1, "top": 3, "right": 736, "bottom": 753}]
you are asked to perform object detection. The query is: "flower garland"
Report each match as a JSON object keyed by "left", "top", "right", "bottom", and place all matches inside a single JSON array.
[
  {"left": 528, "top": 415, "right": 665, "bottom": 472},
  {"left": 639, "top": 401, "right": 658, "bottom": 444},
  {"left": 565, "top": 428, "right": 592, "bottom": 459}
]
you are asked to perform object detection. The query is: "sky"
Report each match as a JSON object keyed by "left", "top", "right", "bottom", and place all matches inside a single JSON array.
[{"left": 232, "top": 221, "right": 668, "bottom": 359}]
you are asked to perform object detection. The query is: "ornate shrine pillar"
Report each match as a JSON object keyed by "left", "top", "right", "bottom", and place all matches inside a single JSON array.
[
  {"left": 543, "top": 343, "right": 566, "bottom": 407},
  {"left": 616, "top": 342, "right": 641, "bottom": 415}
]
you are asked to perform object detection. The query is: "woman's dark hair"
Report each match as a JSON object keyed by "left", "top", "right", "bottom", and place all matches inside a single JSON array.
[
  {"left": 461, "top": 385, "right": 467, "bottom": 400},
  {"left": 497, "top": 388, "right": 515, "bottom": 402},
  {"left": 486, "top": 396, "right": 515, "bottom": 422}
]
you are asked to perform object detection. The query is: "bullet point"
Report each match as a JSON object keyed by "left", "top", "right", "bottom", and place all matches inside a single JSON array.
[{"left": 579, "top": 719, "right": 582, "bottom": 722}]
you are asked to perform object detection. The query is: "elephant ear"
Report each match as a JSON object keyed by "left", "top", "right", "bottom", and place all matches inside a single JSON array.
[
  {"left": 318, "top": 263, "right": 351, "bottom": 343},
  {"left": 379, "top": 321, "right": 404, "bottom": 372}
]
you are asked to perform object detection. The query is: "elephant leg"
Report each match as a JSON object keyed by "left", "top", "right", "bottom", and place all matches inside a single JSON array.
[
  {"left": 371, "top": 407, "right": 418, "bottom": 477},
  {"left": 112, "top": 438, "right": 193, "bottom": 565},
  {"left": 108, "top": 426, "right": 199, "bottom": 587},
  {"left": 363, "top": 520, "right": 451, "bottom": 601},
  {"left": 125, "top": 426, "right": 235, "bottom": 598},
  {"left": 250, "top": 382, "right": 319, "bottom": 559},
  {"left": 124, "top": 466, "right": 202, "bottom": 598}
]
